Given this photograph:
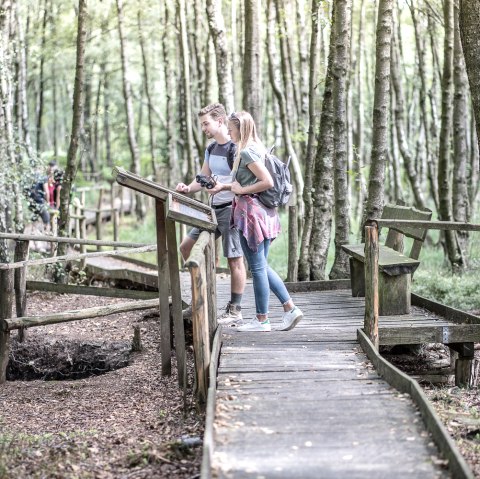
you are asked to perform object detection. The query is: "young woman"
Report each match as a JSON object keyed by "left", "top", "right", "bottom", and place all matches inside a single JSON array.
[{"left": 225, "top": 111, "right": 304, "bottom": 332}]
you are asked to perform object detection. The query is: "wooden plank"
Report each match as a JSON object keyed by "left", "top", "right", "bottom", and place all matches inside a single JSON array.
[
  {"left": 155, "top": 199, "right": 172, "bottom": 376},
  {"left": 381, "top": 204, "right": 432, "bottom": 241},
  {"left": 14, "top": 240, "right": 29, "bottom": 341},
  {"left": 377, "top": 218, "right": 480, "bottom": 232},
  {"left": 167, "top": 193, "right": 217, "bottom": 232},
  {"left": 0, "top": 269, "right": 14, "bottom": 383}
]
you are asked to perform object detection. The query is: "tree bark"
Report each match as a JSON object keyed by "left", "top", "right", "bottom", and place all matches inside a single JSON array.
[
  {"left": 35, "top": 0, "right": 48, "bottom": 154},
  {"left": 329, "top": 0, "right": 352, "bottom": 279},
  {"left": 116, "top": 0, "right": 145, "bottom": 220},
  {"left": 308, "top": 1, "right": 336, "bottom": 281},
  {"left": 242, "top": 0, "right": 262, "bottom": 125},
  {"left": 206, "top": 0, "right": 234, "bottom": 113},
  {"left": 459, "top": 0, "right": 480, "bottom": 154},
  {"left": 452, "top": 0, "right": 469, "bottom": 261},
  {"left": 298, "top": 0, "right": 320, "bottom": 281},
  {"left": 438, "top": 0, "right": 463, "bottom": 269},
  {"left": 57, "top": 0, "right": 88, "bottom": 262}
]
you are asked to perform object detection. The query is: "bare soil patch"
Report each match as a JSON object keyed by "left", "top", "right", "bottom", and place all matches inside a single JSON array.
[{"left": 0, "top": 291, "right": 203, "bottom": 479}]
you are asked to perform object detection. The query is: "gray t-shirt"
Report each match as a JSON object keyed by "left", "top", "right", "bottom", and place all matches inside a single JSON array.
[
  {"left": 234, "top": 146, "right": 264, "bottom": 187},
  {"left": 205, "top": 141, "right": 234, "bottom": 205}
]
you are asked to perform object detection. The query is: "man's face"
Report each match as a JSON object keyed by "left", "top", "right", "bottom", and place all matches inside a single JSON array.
[{"left": 199, "top": 114, "right": 221, "bottom": 139}]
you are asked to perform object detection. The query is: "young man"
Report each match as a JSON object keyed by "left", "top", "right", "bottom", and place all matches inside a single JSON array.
[{"left": 176, "top": 103, "right": 246, "bottom": 324}]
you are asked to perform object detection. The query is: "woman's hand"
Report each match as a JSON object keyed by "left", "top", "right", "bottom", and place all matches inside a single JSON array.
[
  {"left": 231, "top": 181, "right": 244, "bottom": 195},
  {"left": 208, "top": 181, "right": 225, "bottom": 195}
]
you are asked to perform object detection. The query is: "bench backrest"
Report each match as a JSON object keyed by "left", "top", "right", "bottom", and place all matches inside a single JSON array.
[{"left": 381, "top": 204, "right": 432, "bottom": 259}]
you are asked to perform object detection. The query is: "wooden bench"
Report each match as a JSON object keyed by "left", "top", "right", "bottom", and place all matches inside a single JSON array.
[{"left": 342, "top": 204, "right": 432, "bottom": 315}]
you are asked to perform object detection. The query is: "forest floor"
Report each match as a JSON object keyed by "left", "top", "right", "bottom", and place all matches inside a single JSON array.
[
  {"left": 1, "top": 290, "right": 479, "bottom": 478},
  {"left": 0, "top": 292, "right": 203, "bottom": 479}
]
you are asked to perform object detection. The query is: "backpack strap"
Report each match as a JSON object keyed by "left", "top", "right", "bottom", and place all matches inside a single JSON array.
[{"left": 227, "top": 142, "right": 236, "bottom": 170}]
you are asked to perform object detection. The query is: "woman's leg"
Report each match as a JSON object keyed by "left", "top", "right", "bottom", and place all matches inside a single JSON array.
[{"left": 239, "top": 235, "right": 270, "bottom": 318}]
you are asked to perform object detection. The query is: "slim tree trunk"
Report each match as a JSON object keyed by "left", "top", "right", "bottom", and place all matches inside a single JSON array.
[
  {"left": 138, "top": 9, "right": 157, "bottom": 177},
  {"left": 266, "top": 0, "right": 304, "bottom": 214},
  {"left": 35, "top": 0, "right": 48, "bottom": 154},
  {"left": 177, "top": 0, "right": 195, "bottom": 181},
  {"left": 364, "top": 0, "right": 393, "bottom": 225},
  {"left": 309, "top": 1, "right": 336, "bottom": 281},
  {"left": 57, "top": 0, "right": 87, "bottom": 260},
  {"left": 116, "top": 0, "right": 145, "bottom": 220},
  {"left": 329, "top": 0, "right": 352, "bottom": 279},
  {"left": 391, "top": 26, "right": 426, "bottom": 209},
  {"left": 452, "top": 0, "right": 469, "bottom": 261},
  {"left": 206, "top": 0, "right": 234, "bottom": 113},
  {"left": 298, "top": 0, "right": 320, "bottom": 281},
  {"left": 243, "top": 0, "right": 262, "bottom": 125},
  {"left": 459, "top": 0, "right": 480, "bottom": 154},
  {"left": 438, "top": 0, "right": 463, "bottom": 269}
]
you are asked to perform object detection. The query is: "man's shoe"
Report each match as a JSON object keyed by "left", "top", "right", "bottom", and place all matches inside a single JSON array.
[
  {"left": 237, "top": 317, "right": 271, "bottom": 332},
  {"left": 278, "top": 307, "right": 303, "bottom": 331},
  {"left": 218, "top": 302, "right": 243, "bottom": 325}
]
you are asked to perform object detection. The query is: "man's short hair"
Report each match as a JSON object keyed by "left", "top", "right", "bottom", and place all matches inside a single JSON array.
[{"left": 198, "top": 103, "right": 227, "bottom": 122}]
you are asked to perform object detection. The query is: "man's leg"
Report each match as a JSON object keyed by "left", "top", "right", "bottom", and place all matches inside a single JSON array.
[{"left": 179, "top": 236, "right": 196, "bottom": 262}]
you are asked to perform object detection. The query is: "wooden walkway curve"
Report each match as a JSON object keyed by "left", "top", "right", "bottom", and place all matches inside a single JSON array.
[{"left": 206, "top": 283, "right": 468, "bottom": 478}]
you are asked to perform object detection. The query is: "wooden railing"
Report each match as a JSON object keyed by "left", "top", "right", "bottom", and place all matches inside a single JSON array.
[
  {"left": 0, "top": 233, "right": 156, "bottom": 384},
  {"left": 185, "top": 230, "right": 217, "bottom": 407}
]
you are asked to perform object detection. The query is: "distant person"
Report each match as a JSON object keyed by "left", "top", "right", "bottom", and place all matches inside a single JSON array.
[
  {"left": 226, "top": 111, "right": 303, "bottom": 332},
  {"left": 47, "top": 169, "right": 63, "bottom": 210},
  {"left": 176, "top": 103, "right": 246, "bottom": 325},
  {"left": 26, "top": 170, "right": 50, "bottom": 229}
]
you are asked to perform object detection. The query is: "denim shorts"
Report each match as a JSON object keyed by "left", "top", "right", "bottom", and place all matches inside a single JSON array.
[{"left": 187, "top": 204, "right": 242, "bottom": 259}]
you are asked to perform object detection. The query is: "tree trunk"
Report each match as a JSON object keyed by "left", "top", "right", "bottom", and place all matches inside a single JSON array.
[
  {"left": 329, "top": 0, "right": 352, "bottom": 280},
  {"left": 452, "top": 0, "right": 469, "bottom": 261},
  {"left": 391, "top": 24, "right": 426, "bottom": 209},
  {"left": 206, "top": 0, "right": 235, "bottom": 113},
  {"left": 35, "top": 0, "right": 48, "bottom": 154},
  {"left": 308, "top": 1, "right": 336, "bottom": 281},
  {"left": 266, "top": 0, "right": 304, "bottom": 214},
  {"left": 116, "top": 0, "right": 145, "bottom": 220},
  {"left": 298, "top": 0, "right": 320, "bottom": 281},
  {"left": 438, "top": 0, "right": 463, "bottom": 269},
  {"left": 177, "top": 0, "right": 196, "bottom": 181},
  {"left": 138, "top": 9, "right": 157, "bottom": 177},
  {"left": 459, "top": 0, "right": 480, "bottom": 154},
  {"left": 57, "top": 0, "right": 88, "bottom": 262},
  {"left": 242, "top": 0, "right": 262, "bottom": 125}
]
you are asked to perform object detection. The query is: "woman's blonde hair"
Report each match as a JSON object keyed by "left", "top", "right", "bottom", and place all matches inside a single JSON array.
[{"left": 228, "top": 111, "right": 265, "bottom": 171}]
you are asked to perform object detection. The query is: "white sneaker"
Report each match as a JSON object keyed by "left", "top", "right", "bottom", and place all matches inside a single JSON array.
[
  {"left": 237, "top": 317, "right": 271, "bottom": 332},
  {"left": 217, "top": 302, "right": 243, "bottom": 325},
  {"left": 278, "top": 307, "right": 303, "bottom": 331}
]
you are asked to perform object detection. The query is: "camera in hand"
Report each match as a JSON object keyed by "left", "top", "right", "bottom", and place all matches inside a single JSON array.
[{"left": 196, "top": 174, "right": 217, "bottom": 189}]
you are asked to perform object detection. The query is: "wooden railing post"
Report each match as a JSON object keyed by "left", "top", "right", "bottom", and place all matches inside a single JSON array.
[
  {"left": 0, "top": 268, "right": 14, "bottom": 384},
  {"left": 113, "top": 208, "right": 120, "bottom": 249},
  {"left": 287, "top": 205, "right": 298, "bottom": 282},
  {"left": 205, "top": 233, "right": 217, "bottom": 344},
  {"left": 364, "top": 223, "right": 379, "bottom": 349},
  {"left": 14, "top": 240, "right": 29, "bottom": 342},
  {"left": 96, "top": 210, "right": 102, "bottom": 251}
]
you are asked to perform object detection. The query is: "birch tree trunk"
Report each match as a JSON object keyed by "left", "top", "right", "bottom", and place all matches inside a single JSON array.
[
  {"left": 452, "top": 0, "right": 469, "bottom": 261},
  {"left": 329, "top": 0, "right": 352, "bottom": 279},
  {"left": 206, "top": 0, "right": 234, "bottom": 113},
  {"left": 177, "top": 0, "right": 195, "bottom": 181},
  {"left": 298, "top": 0, "right": 320, "bottom": 281},
  {"left": 459, "top": 0, "right": 480, "bottom": 154},
  {"left": 243, "top": 0, "right": 262, "bottom": 125},
  {"left": 309, "top": 1, "right": 336, "bottom": 281},
  {"left": 391, "top": 27, "right": 426, "bottom": 209},
  {"left": 138, "top": 9, "right": 157, "bottom": 177},
  {"left": 266, "top": 0, "right": 304, "bottom": 214},
  {"left": 57, "top": 0, "right": 87, "bottom": 260},
  {"left": 116, "top": 0, "right": 145, "bottom": 220},
  {"left": 438, "top": 0, "right": 463, "bottom": 269}
]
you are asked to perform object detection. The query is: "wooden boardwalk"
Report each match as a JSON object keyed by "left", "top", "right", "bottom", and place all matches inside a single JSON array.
[{"left": 209, "top": 284, "right": 453, "bottom": 478}]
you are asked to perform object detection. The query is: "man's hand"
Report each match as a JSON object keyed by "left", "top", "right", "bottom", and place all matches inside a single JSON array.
[{"left": 176, "top": 183, "right": 190, "bottom": 193}]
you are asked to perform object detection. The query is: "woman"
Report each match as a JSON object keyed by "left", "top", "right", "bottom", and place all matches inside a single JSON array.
[{"left": 223, "top": 111, "right": 303, "bottom": 332}]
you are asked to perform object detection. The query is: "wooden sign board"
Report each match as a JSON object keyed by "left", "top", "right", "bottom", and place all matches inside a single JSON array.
[{"left": 166, "top": 193, "right": 217, "bottom": 232}]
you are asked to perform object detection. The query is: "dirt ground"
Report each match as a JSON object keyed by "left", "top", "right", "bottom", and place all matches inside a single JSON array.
[
  {"left": 1, "top": 291, "right": 479, "bottom": 478},
  {"left": 0, "top": 292, "right": 203, "bottom": 479}
]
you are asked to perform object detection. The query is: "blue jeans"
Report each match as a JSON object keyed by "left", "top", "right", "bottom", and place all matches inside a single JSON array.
[{"left": 239, "top": 234, "right": 291, "bottom": 315}]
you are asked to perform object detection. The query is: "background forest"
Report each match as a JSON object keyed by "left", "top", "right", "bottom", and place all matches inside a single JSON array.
[{"left": 1, "top": 0, "right": 480, "bottom": 304}]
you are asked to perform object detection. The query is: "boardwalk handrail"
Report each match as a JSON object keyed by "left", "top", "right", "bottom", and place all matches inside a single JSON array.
[
  {"left": 364, "top": 219, "right": 480, "bottom": 348},
  {"left": 185, "top": 230, "right": 217, "bottom": 408}
]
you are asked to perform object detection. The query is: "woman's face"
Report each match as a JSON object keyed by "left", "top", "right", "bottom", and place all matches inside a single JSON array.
[{"left": 227, "top": 120, "right": 240, "bottom": 143}]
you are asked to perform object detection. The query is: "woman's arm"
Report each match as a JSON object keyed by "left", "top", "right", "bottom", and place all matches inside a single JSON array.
[{"left": 231, "top": 161, "right": 274, "bottom": 195}]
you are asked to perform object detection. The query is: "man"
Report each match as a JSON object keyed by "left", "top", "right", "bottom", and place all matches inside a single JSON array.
[{"left": 176, "top": 103, "right": 246, "bottom": 324}]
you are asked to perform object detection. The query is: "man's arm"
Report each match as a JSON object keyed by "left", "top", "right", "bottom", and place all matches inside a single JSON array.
[{"left": 175, "top": 161, "right": 212, "bottom": 194}]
